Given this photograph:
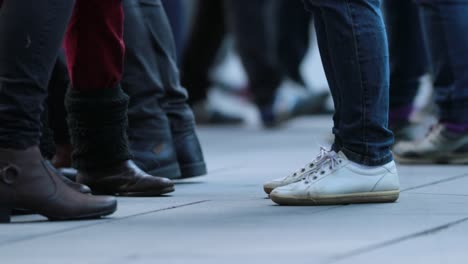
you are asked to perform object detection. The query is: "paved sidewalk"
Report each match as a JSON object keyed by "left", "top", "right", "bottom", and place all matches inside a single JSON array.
[{"left": 1, "top": 116, "right": 467, "bottom": 264}]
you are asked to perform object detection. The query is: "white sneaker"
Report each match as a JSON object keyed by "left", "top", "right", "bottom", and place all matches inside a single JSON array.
[
  {"left": 263, "top": 147, "right": 334, "bottom": 194},
  {"left": 270, "top": 151, "right": 400, "bottom": 205}
]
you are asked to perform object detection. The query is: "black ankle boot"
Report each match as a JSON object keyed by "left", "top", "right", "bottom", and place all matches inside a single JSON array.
[
  {"left": 170, "top": 115, "right": 207, "bottom": 178},
  {"left": 129, "top": 125, "right": 181, "bottom": 179}
]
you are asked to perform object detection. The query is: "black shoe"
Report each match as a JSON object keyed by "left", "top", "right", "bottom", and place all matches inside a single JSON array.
[
  {"left": 172, "top": 127, "right": 207, "bottom": 178},
  {"left": 129, "top": 125, "right": 182, "bottom": 179},
  {"left": 77, "top": 160, "right": 175, "bottom": 196},
  {"left": 192, "top": 101, "right": 244, "bottom": 125}
]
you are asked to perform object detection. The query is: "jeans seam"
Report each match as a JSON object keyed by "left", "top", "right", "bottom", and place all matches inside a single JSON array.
[
  {"left": 345, "top": 0, "right": 368, "bottom": 155},
  {"left": 318, "top": 7, "right": 342, "bottom": 145}
]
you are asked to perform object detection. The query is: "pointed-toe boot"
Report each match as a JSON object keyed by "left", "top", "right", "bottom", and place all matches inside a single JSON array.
[
  {"left": 77, "top": 160, "right": 175, "bottom": 196},
  {"left": 0, "top": 147, "right": 117, "bottom": 223}
]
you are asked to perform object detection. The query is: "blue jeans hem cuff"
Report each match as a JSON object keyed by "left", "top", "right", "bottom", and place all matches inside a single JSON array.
[{"left": 340, "top": 147, "right": 393, "bottom": 166}]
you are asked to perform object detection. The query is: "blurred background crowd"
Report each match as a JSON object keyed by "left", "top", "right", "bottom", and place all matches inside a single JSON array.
[{"left": 164, "top": 0, "right": 467, "bottom": 165}]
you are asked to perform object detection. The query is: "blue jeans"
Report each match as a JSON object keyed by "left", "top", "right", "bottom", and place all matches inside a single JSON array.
[
  {"left": 383, "top": 0, "right": 428, "bottom": 110},
  {"left": 417, "top": 1, "right": 468, "bottom": 124},
  {"left": 304, "top": 0, "right": 393, "bottom": 166}
]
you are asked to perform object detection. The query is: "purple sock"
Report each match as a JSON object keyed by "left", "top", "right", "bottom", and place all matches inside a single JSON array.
[
  {"left": 442, "top": 122, "right": 468, "bottom": 134},
  {"left": 389, "top": 105, "right": 413, "bottom": 125}
]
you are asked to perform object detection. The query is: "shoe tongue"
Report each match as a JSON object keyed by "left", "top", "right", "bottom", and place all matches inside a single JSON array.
[{"left": 336, "top": 151, "right": 348, "bottom": 160}]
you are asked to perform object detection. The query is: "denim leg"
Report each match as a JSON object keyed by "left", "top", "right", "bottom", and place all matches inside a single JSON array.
[
  {"left": 418, "top": 2, "right": 468, "bottom": 124},
  {"left": 383, "top": 0, "right": 427, "bottom": 110},
  {"left": 304, "top": 0, "right": 393, "bottom": 166},
  {"left": 0, "top": 0, "right": 74, "bottom": 149}
]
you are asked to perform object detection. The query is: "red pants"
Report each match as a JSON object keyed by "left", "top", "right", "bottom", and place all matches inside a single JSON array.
[{"left": 64, "top": 0, "right": 125, "bottom": 91}]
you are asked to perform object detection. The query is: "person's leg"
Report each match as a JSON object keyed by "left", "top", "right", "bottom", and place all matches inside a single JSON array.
[
  {"left": 419, "top": 3, "right": 468, "bottom": 127},
  {"left": 273, "top": 0, "right": 330, "bottom": 116},
  {"left": 161, "top": 0, "right": 186, "bottom": 59},
  {"left": 133, "top": 0, "right": 207, "bottom": 178},
  {"left": 225, "top": 0, "right": 285, "bottom": 127},
  {"left": 393, "top": 1, "right": 468, "bottom": 164},
  {"left": 179, "top": 0, "right": 243, "bottom": 125},
  {"left": 0, "top": 0, "right": 116, "bottom": 223},
  {"left": 275, "top": 0, "right": 312, "bottom": 86},
  {"left": 65, "top": 0, "right": 174, "bottom": 196},
  {"left": 267, "top": 0, "right": 399, "bottom": 205},
  {"left": 47, "top": 53, "right": 74, "bottom": 169},
  {"left": 122, "top": 0, "right": 181, "bottom": 179},
  {"left": 180, "top": 0, "right": 225, "bottom": 106},
  {"left": 382, "top": 0, "right": 428, "bottom": 141},
  {"left": 311, "top": 0, "right": 394, "bottom": 165}
]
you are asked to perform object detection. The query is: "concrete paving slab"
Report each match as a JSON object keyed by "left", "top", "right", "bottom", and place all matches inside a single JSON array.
[{"left": 1, "top": 116, "right": 467, "bottom": 264}]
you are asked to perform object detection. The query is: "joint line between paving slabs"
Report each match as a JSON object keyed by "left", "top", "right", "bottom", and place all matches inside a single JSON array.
[
  {"left": 0, "top": 200, "right": 210, "bottom": 248},
  {"left": 326, "top": 216, "right": 468, "bottom": 264},
  {"left": 401, "top": 173, "right": 468, "bottom": 192}
]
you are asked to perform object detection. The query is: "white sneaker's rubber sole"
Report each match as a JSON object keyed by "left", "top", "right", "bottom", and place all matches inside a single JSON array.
[{"left": 270, "top": 190, "right": 400, "bottom": 206}]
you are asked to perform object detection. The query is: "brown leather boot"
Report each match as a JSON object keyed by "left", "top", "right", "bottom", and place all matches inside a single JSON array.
[
  {"left": 0, "top": 147, "right": 117, "bottom": 223},
  {"left": 12, "top": 161, "right": 91, "bottom": 216},
  {"left": 44, "top": 160, "right": 91, "bottom": 194},
  {"left": 77, "top": 160, "right": 175, "bottom": 196}
]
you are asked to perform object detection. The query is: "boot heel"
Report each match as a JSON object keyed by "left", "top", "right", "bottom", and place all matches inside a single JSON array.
[{"left": 0, "top": 206, "right": 11, "bottom": 223}]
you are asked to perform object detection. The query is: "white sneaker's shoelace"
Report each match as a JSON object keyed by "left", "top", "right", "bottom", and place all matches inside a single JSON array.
[
  {"left": 285, "top": 147, "right": 331, "bottom": 181},
  {"left": 303, "top": 151, "right": 342, "bottom": 183}
]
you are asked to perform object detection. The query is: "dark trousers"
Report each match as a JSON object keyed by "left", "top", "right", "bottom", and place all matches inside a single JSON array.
[
  {"left": 181, "top": 0, "right": 312, "bottom": 107},
  {"left": 0, "top": 0, "right": 124, "bottom": 149},
  {"left": 161, "top": 0, "right": 186, "bottom": 59},
  {"left": 418, "top": 1, "right": 468, "bottom": 124},
  {"left": 123, "top": 0, "right": 193, "bottom": 132},
  {"left": 383, "top": 0, "right": 427, "bottom": 110},
  {"left": 274, "top": 0, "right": 312, "bottom": 86},
  {"left": 304, "top": 0, "right": 393, "bottom": 165},
  {"left": 180, "top": 0, "right": 226, "bottom": 105},
  {"left": 0, "top": 0, "right": 74, "bottom": 149},
  {"left": 225, "top": 0, "right": 282, "bottom": 107}
]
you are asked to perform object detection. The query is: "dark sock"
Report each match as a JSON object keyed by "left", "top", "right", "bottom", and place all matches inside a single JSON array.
[
  {"left": 442, "top": 122, "right": 468, "bottom": 134},
  {"left": 389, "top": 105, "right": 413, "bottom": 126}
]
